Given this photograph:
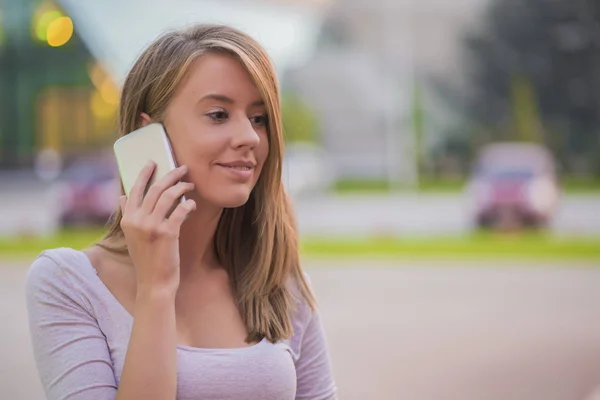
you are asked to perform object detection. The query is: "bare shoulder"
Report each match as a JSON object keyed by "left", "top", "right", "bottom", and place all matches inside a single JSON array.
[
  {"left": 82, "top": 245, "right": 127, "bottom": 276},
  {"left": 82, "top": 245, "right": 136, "bottom": 315}
]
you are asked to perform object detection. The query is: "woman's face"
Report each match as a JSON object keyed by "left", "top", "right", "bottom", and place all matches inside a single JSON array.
[{"left": 160, "top": 52, "right": 270, "bottom": 209}]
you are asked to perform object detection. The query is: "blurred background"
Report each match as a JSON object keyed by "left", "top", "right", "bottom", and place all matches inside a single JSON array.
[{"left": 1, "top": 0, "right": 600, "bottom": 399}]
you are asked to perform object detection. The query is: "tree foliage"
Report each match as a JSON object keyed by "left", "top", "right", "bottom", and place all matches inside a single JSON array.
[{"left": 456, "top": 0, "right": 600, "bottom": 173}]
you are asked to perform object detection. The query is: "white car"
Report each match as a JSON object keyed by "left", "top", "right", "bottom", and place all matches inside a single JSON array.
[{"left": 465, "top": 142, "right": 560, "bottom": 230}]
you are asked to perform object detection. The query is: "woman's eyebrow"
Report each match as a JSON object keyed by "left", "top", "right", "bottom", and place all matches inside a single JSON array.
[{"left": 198, "top": 93, "right": 264, "bottom": 107}]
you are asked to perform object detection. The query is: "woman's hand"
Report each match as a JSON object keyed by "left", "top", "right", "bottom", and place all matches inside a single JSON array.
[{"left": 119, "top": 161, "right": 196, "bottom": 295}]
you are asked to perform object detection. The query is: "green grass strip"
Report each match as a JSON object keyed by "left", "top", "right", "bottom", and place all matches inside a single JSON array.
[{"left": 1, "top": 229, "right": 599, "bottom": 263}]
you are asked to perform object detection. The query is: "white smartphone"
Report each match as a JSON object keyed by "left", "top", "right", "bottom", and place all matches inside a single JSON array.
[{"left": 113, "top": 123, "right": 185, "bottom": 203}]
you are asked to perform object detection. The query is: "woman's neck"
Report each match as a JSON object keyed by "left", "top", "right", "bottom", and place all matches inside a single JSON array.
[{"left": 177, "top": 200, "right": 223, "bottom": 277}]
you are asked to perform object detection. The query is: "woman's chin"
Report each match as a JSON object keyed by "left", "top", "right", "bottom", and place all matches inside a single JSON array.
[{"left": 213, "top": 191, "right": 252, "bottom": 209}]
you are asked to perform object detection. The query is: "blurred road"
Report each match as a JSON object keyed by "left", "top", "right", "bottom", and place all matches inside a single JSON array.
[
  {"left": 295, "top": 193, "right": 600, "bottom": 237},
  {"left": 2, "top": 179, "right": 600, "bottom": 237},
  {"left": 2, "top": 258, "right": 600, "bottom": 400}
]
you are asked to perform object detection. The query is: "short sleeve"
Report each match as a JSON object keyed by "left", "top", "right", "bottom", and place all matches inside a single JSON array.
[
  {"left": 294, "top": 275, "right": 337, "bottom": 400},
  {"left": 25, "top": 254, "right": 118, "bottom": 400}
]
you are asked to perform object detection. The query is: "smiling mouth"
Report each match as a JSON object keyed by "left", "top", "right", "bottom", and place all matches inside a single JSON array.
[{"left": 218, "top": 165, "right": 253, "bottom": 171}]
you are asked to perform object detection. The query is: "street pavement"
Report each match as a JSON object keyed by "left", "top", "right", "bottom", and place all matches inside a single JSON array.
[{"left": 2, "top": 258, "right": 600, "bottom": 400}]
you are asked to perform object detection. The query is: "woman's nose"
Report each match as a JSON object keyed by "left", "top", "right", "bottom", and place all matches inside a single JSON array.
[{"left": 232, "top": 119, "right": 260, "bottom": 149}]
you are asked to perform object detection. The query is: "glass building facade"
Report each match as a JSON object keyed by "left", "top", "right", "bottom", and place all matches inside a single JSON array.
[{"left": 0, "top": 0, "right": 118, "bottom": 168}]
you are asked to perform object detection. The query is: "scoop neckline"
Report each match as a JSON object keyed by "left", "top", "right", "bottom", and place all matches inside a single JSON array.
[{"left": 73, "top": 248, "right": 269, "bottom": 353}]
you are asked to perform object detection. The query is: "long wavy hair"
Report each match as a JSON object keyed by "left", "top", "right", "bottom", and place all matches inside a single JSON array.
[{"left": 97, "top": 24, "right": 315, "bottom": 343}]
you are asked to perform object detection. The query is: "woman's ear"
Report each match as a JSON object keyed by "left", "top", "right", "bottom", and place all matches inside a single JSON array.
[{"left": 139, "top": 112, "right": 152, "bottom": 127}]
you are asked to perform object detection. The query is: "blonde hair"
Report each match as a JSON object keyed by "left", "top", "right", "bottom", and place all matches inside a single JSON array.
[{"left": 98, "top": 24, "right": 315, "bottom": 343}]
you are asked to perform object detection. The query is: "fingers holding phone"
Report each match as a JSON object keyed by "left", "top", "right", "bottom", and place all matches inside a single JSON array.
[
  {"left": 127, "top": 162, "right": 195, "bottom": 219},
  {"left": 113, "top": 123, "right": 196, "bottom": 292},
  {"left": 119, "top": 161, "right": 196, "bottom": 292},
  {"left": 139, "top": 163, "right": 193, "bottom": 218}
]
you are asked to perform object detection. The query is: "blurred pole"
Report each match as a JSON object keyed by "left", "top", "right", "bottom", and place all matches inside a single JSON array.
[
  {"left": 405, "top": 0, "right": 418, "bottom": 189},
  {"left": 581, "top": 0, "right": 600, "bottom": 135},
  {"left": 2, "top": 0, "right": 20, "bottom": 165},
  {"left": 1, "top": 0, "right": 23, "bottom": 168},
  {"left": 382, "top": 0, "right": 418, "bottom": 191},
  {"left": 382, "top": 28, "right": 402, "bottom": 190}
]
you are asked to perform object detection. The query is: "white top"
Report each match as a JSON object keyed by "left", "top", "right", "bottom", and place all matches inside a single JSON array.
[{"left": 25, "top": 247, "right": 337, "bottom": 400}]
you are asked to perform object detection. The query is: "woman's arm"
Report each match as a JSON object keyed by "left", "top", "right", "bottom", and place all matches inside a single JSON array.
[
  {"left": 294, "top": 307, "right": 338, "bottom": 400},
  {"left": 114, "top": 161, "right": 195, "bottom": 399},
  {"left": 26, "top": 256, "right": 119, "bottom": 399},
  {"left": 115, "top": 287, "right": 178, "bottom": 400},
  {"left": 27, "top": 163, "right": 194, "bottom": 400},
  {"left": 26, "top": 255, "right": 181, "bottom": 400}
]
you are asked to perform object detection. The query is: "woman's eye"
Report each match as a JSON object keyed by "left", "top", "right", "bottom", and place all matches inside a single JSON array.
[
  {"left": 207, "top": 111, "right": 228, "bottom": 122},
  {"left": 251, "top": 114, "right": 268, "bottom": 126}
]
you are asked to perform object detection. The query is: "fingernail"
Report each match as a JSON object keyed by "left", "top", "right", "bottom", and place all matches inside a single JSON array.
[{"left": 180, "top": 165, "right": 188, "bottom": 171}]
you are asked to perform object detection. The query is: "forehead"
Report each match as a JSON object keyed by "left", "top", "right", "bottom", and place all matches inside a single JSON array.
[{"left": 177, "top": 52, "right": 262, "bottom": 102}]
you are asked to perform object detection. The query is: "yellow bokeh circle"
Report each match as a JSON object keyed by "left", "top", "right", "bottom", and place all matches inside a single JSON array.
[{"left": 46, "top": 16, "right": 73, "bottom": 47}]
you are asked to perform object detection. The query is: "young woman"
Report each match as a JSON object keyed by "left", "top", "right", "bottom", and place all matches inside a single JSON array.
[{"left": 26, "top": 24, "right": 337, "bottom": 400}]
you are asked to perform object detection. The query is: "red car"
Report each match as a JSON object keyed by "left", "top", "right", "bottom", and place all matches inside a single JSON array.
[
  {"left": 466, "top": 142, "right": 560, "bottom": 230},
  {"left": 55, "top": 156, "right": 120, "bottom": 226}
]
